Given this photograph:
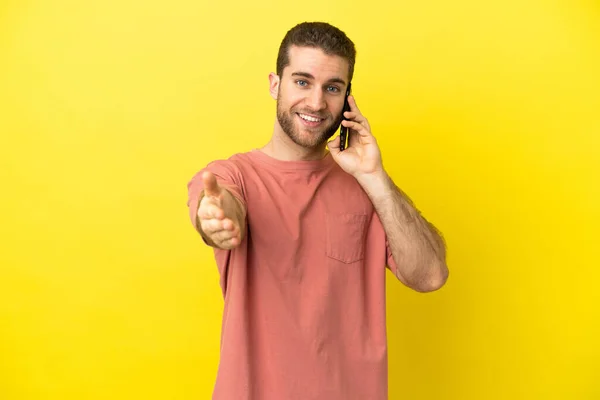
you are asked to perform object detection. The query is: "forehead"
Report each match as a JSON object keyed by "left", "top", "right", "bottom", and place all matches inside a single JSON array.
[{"left": 285, "top": 45, "right": 350, "bottom": 83}]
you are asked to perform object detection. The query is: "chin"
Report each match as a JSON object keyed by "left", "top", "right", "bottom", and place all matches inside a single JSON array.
[{"left": 292, "top": 130, "right": 328, "bottom": 149}]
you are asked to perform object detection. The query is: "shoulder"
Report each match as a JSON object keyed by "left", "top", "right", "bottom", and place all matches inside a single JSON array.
[
  {"left": 208, "top": 151, "right": 262, "bottom": 173},
  {"left": 187, "top": 152, "right": 256, "bottom": 208},
  {"left": 207, "top": 151, "right": 248, "bottom": 170},
  {"left": 327, "top": 163, "right": 370, "bottom": 195},
  {"left": 189, "top": 151, "right": 255, "bottom": 181}
]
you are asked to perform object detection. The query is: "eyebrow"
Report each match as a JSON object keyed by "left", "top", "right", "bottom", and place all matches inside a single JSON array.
[{"left": 291, "top": 71, "right": 346, "bottom": 86}]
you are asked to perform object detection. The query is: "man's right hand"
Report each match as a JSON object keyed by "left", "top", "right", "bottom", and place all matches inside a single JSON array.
[{"left": 197, "top": 171, "right": 244, "bottom": 249}]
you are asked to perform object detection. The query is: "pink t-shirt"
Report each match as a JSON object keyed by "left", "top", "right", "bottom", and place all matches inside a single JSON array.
[{"left": 187, "top": 149, "right": 399, "bottom": 400}]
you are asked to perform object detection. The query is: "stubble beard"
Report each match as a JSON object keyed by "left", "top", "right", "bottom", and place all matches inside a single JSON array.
[{"left": 276, "top": 94, "right": 344, "bottom": 149}]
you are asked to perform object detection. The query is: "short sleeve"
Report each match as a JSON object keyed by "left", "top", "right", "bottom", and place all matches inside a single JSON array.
[
  {"left": 385, "top": 238, "right": 398, "bottom": 276},
  {"left": 371, "top": 211, "right": 400, "bottom": 278},
  {"left": 187, "top": 158, "right": 246, "bottom": 235}
]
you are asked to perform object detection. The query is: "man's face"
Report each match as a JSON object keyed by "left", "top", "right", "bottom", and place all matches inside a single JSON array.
[{"left": 270, "top": 46, "right": 350, "bottom": 149}]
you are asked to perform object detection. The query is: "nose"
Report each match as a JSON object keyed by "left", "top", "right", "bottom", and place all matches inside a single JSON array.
[{"left": 306, "top": 88, "right": 326, "bottom": 111}]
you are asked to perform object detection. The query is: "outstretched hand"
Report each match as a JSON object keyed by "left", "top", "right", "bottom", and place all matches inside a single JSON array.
[{"left": 197, "top": 171, "right": 243, "bottom": 249}]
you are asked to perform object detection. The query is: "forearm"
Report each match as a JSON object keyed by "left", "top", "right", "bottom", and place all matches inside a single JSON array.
[{"left": 357, "top": 171, "right": 448, "bottom": 292}]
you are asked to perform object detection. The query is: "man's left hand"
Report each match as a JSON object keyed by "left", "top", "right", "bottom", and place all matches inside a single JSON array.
[{"left": 327, "top": 95, "right": 384, "bottom": 180}]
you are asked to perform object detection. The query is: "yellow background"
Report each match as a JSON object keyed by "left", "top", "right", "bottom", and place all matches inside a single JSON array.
[{"left": 1, "top": 0, "right": 599, "bottom": 398}]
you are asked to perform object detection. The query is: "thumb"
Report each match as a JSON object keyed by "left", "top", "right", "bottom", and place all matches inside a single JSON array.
[
  {"left": 202, "top": 171, "right": 221, "bottom": 197},
  {"left": 327, "top": 135, "right": 341, "bottom": 157}
]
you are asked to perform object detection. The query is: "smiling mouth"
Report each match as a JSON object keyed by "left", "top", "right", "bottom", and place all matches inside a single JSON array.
[
  {"left": 298, "top": 113, "right": 323, "bottom": 122},
  {"left": 296, "top": 113, "right": 326, "bottom": 127}
]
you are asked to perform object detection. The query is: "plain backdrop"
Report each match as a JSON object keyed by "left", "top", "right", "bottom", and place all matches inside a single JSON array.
[{"left": 1, "top": 0, "right": 599, "bottom": 399}]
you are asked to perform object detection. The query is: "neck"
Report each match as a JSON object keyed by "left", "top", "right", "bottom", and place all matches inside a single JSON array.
[{"left": 259, "top": 120, "right": 328, "bottom": 161}]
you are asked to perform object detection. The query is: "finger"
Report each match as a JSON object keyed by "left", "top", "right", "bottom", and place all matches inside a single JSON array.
[
  {"left": 203, "top": 221, "right": 238, "bottom": 247},
  {"left": 201, "top": 219, "right": 220, "bottom": 235},
  {"left": 201, "top": 217, "right": 230, "bottom": 234},
  {"left": 198, "top": 196, "right": 223, "bottom": 218},
  {"left": 221, "top": 218, "right": 235, "bottom": 231},
  {"left": 213, "top": 225, "right": 240, "bottom": 244},
  {"left": 202, "top": 171, "right": 221, "bottom": 197},
  {"left": 198, "top": 203, "right": 225, "bottom": 220},
  {"left": 348, "top": 129, "right": 361, "bottom": 147},
  {"left": 327, "top": 134, "right": 341, "bottom": 155},
  {"left": 343, "top": 111, "right": 371, "bottom": 130},
  {"left": 345, "top": 96, "right": 371, "bottom": 131},
  {"left": 219, "top": 236, "right": 240, "bottom": 249},
  {"left": 343, "top": 111, "right": 363, "bottom": 120},
  {"left": 341, "top": 119, "right": 372, "bottom": 138},
  {"left": 348, "top": 95, "right": 362, "bottom": 114}
]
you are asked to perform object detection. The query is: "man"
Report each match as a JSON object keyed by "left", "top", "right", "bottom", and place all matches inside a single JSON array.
[{"left": 187, "top": 21, "right": 449, "bottom": 400}]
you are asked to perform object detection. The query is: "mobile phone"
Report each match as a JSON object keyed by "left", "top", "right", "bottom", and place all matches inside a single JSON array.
[{"left": 339, "top": 82, "right": 352, "bottom": 151}]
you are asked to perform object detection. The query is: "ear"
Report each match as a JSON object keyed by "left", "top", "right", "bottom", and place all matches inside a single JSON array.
[{"left": 268, "top": 72, "right": 280, "bottom": 100}]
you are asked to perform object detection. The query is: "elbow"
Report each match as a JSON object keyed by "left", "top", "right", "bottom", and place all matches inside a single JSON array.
[{"left": 412, "top": 260, "right": 449, "bottom": 293}]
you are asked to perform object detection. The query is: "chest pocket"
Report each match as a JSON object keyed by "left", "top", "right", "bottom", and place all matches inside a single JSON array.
[{"left": 325, "top": 212, "right": 369, "bottom": 264}]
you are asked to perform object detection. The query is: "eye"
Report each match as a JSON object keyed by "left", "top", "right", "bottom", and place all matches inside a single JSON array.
[
  {"left": 296, "top": 80, "right": 308, "bottom": 87},
  {"left": 327, "top": 86, "right": 340, "bottom": 93}
]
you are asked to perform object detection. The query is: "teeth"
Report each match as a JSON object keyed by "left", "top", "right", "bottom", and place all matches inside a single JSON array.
[{"left": 299, "top": 113, "right": 322, "bottom": 122}]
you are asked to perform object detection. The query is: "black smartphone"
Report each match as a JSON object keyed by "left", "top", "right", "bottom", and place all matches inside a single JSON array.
[{"left": 339, "top": 82, "right": 352, "bottom": 151}]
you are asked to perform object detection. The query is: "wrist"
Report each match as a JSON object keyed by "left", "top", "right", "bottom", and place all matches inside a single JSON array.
[{"left": 355, "top": 169, "right": 393, "bottom": 201}]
